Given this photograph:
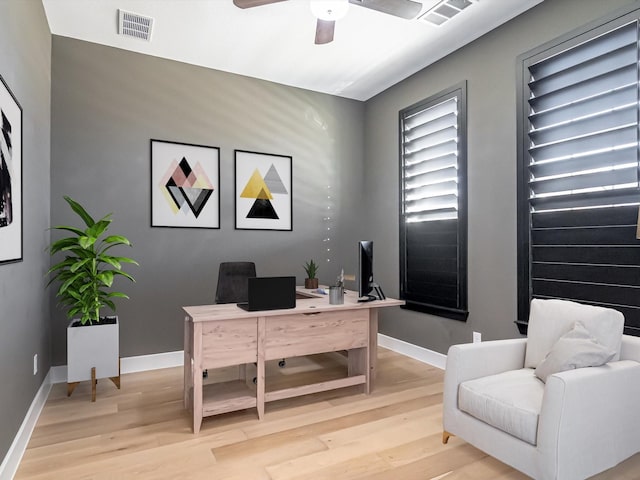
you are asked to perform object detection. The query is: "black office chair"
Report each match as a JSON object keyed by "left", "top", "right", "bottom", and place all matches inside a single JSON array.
[{"left": 215, "top": 261, "right": 256, "bottom": 304}]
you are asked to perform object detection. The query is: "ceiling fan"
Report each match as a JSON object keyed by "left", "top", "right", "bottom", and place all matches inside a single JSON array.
[{"left": 232, "top": 0, "right": 423, "bottom": 45}]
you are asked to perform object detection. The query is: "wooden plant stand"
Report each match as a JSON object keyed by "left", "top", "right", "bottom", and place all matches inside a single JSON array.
[{"left": 67, "top": 358, "right": 121, "bottom": 402}]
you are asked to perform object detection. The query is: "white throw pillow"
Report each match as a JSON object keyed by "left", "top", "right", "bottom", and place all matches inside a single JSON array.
[
  {"left": 534, "top": 321, "right": 616, "bottom": 383},
  {"left": 524, "top": 298, "right": 624, "bottom": 368}
]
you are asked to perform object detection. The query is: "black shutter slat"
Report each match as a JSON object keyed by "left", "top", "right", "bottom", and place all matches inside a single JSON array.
[
  {"left": 405, "top": 255, "right": 457, "bottom": 274},
  {"left": 529, "top": 187, "right": 639, "bottom": 211},
  {"left": 530, "top": 166, "right": 637, "bottom": 195},
  {"left": 403, "top": 289, "right": 459, "bottom": 308},
  {"left": 531, "top": 225, "right": 638, "bottom": 245},
  {"left": 529, "top": 147, "right": 636, "bottom": 179},
  {"left": 407, "top": 270, "right": 458, "bottom": 286},
  {"left": 532, "top": 205, "right": 639, "bottom": 228},
  {"left": 532, "top": 246, "right": 640, "bottom": 266},
  {"left": 533, "top": 279, "right": 640, "bottom": 307},
  {"left": 532, "top": 262, "right": 640, "bottom": 286}
]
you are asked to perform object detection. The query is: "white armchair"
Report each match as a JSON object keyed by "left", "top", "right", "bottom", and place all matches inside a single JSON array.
[{"left": 443, "top": 299, "right": 640, "bottom": 480}]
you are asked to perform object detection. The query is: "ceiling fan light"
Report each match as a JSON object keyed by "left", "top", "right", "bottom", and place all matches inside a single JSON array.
[{"left": 310, "top": 0, "right": 349, "bottom": 21}]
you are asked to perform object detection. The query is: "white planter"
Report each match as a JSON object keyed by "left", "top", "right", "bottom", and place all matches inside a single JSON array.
[{"left": 67, "top": 316, "right": 119, "bottom": 383}]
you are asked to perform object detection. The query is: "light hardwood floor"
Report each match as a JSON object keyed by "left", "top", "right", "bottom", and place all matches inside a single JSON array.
[{"left": 14, "top": 348, "right": 640, "bottom": 480}]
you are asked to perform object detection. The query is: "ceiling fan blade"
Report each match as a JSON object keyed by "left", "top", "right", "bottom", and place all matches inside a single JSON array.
[
  {"left": 349, "top": 0, "right": 422, "bottom": 19},
  {"left": 315, "top": 19, "right": 335, "bottom": 45},
  {"left": 233, "top": 0, "right": 287, "bottom": 8}
]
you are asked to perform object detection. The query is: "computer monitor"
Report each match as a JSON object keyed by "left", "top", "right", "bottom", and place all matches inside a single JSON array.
[{"left": 358, "top": 240, "right": 385, "bottom": 302}]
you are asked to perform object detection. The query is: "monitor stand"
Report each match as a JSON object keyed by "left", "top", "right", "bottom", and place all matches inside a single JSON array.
[{"left": 357, "top": 283, "right": 386, "bottom": 302}]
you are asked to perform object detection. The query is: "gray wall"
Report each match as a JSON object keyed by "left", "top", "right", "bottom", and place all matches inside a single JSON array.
[
  {"left": 365, "top": 0, "right": 637, "bottom": 354},
  {"left": 0, "top": 0, "right": 51, "bottom": 463},
  {"left": 50, "top": 37, "right": 366, "bottom": 365}
]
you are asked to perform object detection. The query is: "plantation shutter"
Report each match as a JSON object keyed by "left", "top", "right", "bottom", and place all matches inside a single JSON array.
[
  {"left": 518, "top": 20, "right": 640, "bottom": 335},
  {"left": 400, "top": 83, "right": 467, "bottom": 320}
]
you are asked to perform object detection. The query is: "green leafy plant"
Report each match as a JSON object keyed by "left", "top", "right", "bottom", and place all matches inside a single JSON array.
[
  {"left": 47, "top": 196, "right": 138, "bottom": 325},
  {"left": 303, "top": 259, "right": 318, "bottom": 279}
]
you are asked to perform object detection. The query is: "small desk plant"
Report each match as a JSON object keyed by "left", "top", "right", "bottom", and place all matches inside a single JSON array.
[
  {"left": 47, "top": 196, "right": 138, "bottom": 401},
  {"left": 303, "top": 259, "right": 319, "bottom": 289}
]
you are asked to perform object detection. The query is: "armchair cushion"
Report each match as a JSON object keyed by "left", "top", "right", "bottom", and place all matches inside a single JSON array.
[
  {"left": 534, "top": 321, "right": 616, "bottom": 382},
  {"left": 524, "top": 298, "right": 624, "bottom": 368},
  {"left": 458, "top": 368, "right": 544, "bottom": 445}
]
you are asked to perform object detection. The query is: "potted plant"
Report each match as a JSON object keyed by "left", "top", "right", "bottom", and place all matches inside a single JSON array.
[
  {"left": 47, "top": 196, "right": 138, "bottom": 400},
  {"left": 303, "top": 259, "right": 319, "bottom": 289}
]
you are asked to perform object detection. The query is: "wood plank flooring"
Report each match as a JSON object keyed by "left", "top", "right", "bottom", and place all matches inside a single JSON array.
[{"left": 14, "top": 348, "right": 640, "bottom": 479}]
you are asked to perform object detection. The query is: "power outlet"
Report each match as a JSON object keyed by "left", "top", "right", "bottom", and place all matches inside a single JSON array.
[
  {"left": 473, "top": 331, "right": 482, "bottom": 343},
  {"left": 33, "top": 354, "right": 38, "bottom": 375}
]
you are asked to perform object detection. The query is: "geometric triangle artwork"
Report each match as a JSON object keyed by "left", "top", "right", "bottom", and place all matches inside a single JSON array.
[
  {"left": 240, "top": 169, "right": 273, "bottom": 199},
  {"left": 247, "top": 197, "right": 279, "bottom": 220},
  {"left": 161, "top": 156, "right": 214, "bottom": 218},
  {"left": 264, "top": 164, "right": 288, "bottom": 195},
  {"left": 181, "top": 186, "right": 213, "bottom": 218}
]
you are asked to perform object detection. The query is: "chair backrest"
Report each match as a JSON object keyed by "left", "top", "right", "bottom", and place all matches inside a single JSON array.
[{"left": 215, "top": 262, "right": 256, "bottom": 304}]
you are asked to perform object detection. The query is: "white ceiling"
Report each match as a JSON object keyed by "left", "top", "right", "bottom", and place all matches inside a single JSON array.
[{"left": 42, "top": 0, "right": 543, "bottom": 101}]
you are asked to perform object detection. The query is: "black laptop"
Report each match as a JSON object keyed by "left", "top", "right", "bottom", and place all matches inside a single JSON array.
[{"left": 237, "top": 276, "right": 296, "bottom": 311}]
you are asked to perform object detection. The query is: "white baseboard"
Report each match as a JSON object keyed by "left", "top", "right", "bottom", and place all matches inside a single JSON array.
[
  {"left": 0, "top": 370, "right": 52, "bottom": 480},
  {"left": 121, "top": 350, "right": 184, "bottom": 374},
  {"left": 378, "top": 333, "right": 447, "bottom": 370},
  {"left": 49, "top": 350, "right": 185, "bottom": 384}
]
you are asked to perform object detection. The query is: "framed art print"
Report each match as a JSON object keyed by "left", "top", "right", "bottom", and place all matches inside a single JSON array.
[
  {"left": 234, "top": 150, "right": 292, "bottom": 231},
  {"left": 0, "top": 73, "right": 23, "bottom": 265},
  {"left": 151, "top": 139, "right": 220, "bottom": 229}
]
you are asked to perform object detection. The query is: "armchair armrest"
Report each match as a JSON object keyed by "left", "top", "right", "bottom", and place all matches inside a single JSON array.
[
  {"left": 445, "top": 338, "right": 527, "bottom": 387},
  {"left": 537, "top": 360, "right": 640, "bottom": 480}
]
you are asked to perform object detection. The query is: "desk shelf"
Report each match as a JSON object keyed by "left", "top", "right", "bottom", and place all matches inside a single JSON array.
[
  {"left": 265, "top": 375, "right": 366, "bottom": 403},
  {"left": 202, "top": 380, "right": 256, "bottom": 417}
]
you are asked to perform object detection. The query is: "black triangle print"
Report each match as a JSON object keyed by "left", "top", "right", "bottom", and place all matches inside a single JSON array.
[{"left": 247, "top": 198, "right": 279, "bottom": 220}]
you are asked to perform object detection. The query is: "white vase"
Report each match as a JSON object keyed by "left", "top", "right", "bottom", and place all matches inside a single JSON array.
[{"left": 67, "top": 316, "right": 119, "bottom": 383}]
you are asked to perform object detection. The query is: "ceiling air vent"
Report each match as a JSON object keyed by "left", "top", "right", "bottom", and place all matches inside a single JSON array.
[
  {"left": 419, "top": 0, "right": 475, "bottom": 26},
  {"left": 118, "top": 9, "right": 154, "bottom": 41}
]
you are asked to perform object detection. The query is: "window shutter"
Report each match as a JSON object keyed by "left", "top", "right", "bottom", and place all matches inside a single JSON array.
[
  {"left": 519, "top": 20, "right": 640, "bottom": 335},
  {"left": 400, "top": 83, "right": 467, "bottom": 320}
]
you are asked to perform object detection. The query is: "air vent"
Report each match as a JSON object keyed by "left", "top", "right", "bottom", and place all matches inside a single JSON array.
[
  {"left": 419, "top": 0, "right": 475, "bottom": 26},
  {"left": 118, "top": 9, "right": 153, "bottom": 41}
]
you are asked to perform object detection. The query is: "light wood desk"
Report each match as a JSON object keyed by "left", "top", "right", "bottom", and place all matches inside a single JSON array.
[{"left": 183, "top": 289, "right": 403, "bottom": 433}]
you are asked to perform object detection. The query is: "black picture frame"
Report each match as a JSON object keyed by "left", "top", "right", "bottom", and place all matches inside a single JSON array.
[
  {"left": 234, "top": 150, "right": 293, "bottom": 231},
  {"left": 150, "top": 139, "right": 221, "bottom": 229},
  {"left": 0, "top": 73, "right": 23, "bottom": 265}
]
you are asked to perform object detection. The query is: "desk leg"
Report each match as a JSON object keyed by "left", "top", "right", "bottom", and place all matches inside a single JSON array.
[
  {"left": 192, "top": 322, "right": 203, "bottom": 434},
  {"left": 183, "top": 316, "right": 192, "bottom": 410},
  {"left": 369, "top": 309, "right": 378, "bottom": 387},
  {"left": 348, "top": 347, "right": 370, "bottom": 394},
  {"left": 256, "top": 316, "right": 265, "bottom": 420}
]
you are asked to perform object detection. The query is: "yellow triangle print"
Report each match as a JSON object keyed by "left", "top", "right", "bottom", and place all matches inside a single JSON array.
[{"left": 240, "top": 169, "right": 273, "bottom": 199}]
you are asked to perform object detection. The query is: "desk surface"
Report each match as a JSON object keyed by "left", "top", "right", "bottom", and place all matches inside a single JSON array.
[{"left": 183, "top": 288, "right": 404, "bottom": 322}]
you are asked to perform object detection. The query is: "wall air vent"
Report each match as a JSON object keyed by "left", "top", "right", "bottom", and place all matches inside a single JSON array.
[
  {"left": 118, "top": 9, "right": 154, "bottom": 41},
  {"left": 419, "top": 0, "right": 475, "bottom": 26}
]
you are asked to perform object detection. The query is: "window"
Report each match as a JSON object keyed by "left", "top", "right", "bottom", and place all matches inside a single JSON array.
[
  {"left": 517, "top": 13, "right": 640, "bottom": 336},
  {"left": 399, "top": 82, "right": 468, "bottom": 320}
]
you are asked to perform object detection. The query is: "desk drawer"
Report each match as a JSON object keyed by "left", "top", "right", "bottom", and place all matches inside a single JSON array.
[
  {"left": 201, "top": 319, "right": 258, "bottom": 368},
  {"left": 264, "top": 310, "right": 368, "bottom": 360}
]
